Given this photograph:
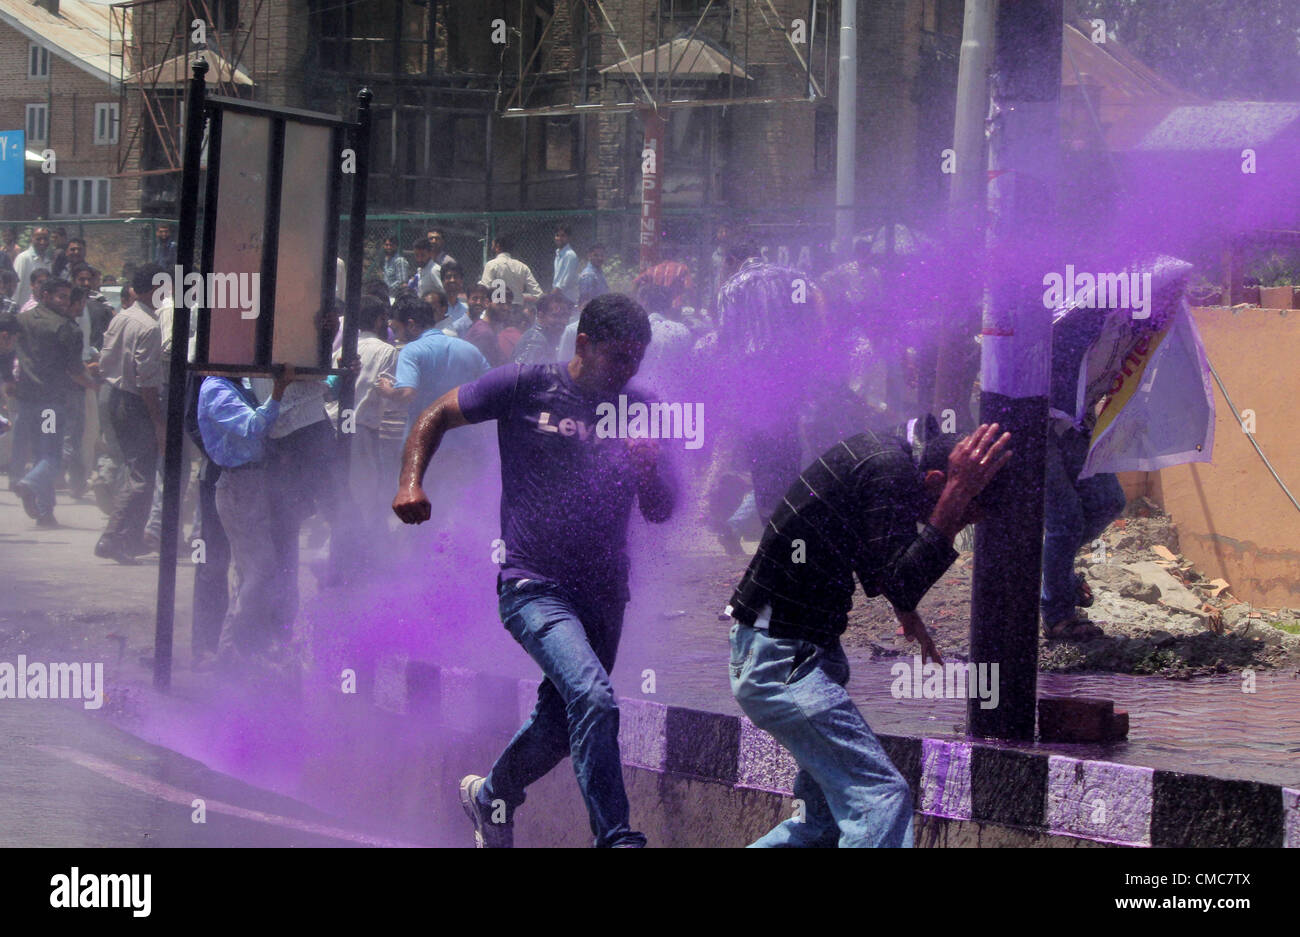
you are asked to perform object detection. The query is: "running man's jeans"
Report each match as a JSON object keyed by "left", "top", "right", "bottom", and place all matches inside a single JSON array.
[
  {"left": 1040, "top": 427, "right": 1127, "bottom": 624},
  {"left": 481, "top": 578, "right": 644, "bottom": 848},
  {"left": 729, "top": 621, "right": 914, "bottom": 847},
  {"left": 15, "top": 398, "right": 65, "bottom": 517}
]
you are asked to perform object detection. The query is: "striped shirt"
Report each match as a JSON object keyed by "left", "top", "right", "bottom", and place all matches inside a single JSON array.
[{"left": 726, "top": 430, "right": 957, "bottom": 646}]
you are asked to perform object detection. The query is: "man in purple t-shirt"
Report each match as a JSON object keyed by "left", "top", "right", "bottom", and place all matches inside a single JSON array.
[{"left": 393, "top": 293, "right": 678, "bottom": 848}]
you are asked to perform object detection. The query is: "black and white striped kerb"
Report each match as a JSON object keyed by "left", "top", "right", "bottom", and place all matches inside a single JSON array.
[{"left": 374, "top": 655, "right": 1298, "bottom": 848}]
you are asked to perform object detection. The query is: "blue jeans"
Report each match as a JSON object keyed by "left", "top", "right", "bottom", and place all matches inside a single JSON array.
[
  {"left": 481, "top": 578, "right": 643, "bottom": 848},
  {"left": 730, "top": 621, "right": 914, "bottom": 847},
  {"left": 1041, "top": 428, "right": 1127, "bottom": 624},
  {"left": 17, "top": 399, "right": 65, "bottom": 517}
]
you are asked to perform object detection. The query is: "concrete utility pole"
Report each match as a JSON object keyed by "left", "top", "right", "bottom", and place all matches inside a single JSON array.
[
  {"left": 834, "top": 0, "right": 857, "bottom": 255},
  {"left": 932, "top": 0, "right": 995, "bottom": 427},
  {"left": 968, "top": 0, "right": 1063, "bottom": 740}
]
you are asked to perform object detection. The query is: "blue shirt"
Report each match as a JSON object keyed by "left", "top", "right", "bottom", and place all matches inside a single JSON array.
[
  {"left": 434, "top": 300, "right": 471, "bottom": 337},
  {"left": 578, "top": 262, "right": 608, "bottom": 306},
  {"left": 197, "top": 377, "right": 281, "bottom": 468},
  {"left": 394, "top": 327, "right": 490, "bottom": 434},
  {"left": 383, "top": 254, "right": 411, "bottom": 290},
  {"left": 553, "top": 244, "right": 580, "bottom": 303}
]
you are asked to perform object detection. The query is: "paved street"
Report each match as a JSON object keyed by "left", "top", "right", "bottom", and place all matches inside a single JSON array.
[{"left": 0, "top": 486, "right": 419, "bottom": 847}]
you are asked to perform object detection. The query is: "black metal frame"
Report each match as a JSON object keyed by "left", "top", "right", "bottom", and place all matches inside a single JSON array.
[
  {"left": 190, "top": 94, "right": 359, "bottom": 378},
  {"left": 152, "top": 59, "right": 373, "bottom": 690}
]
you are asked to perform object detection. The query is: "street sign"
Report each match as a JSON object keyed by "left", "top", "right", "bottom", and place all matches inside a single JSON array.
[{"left": 0, "top": 130, "right": 24, "bottom": 195}]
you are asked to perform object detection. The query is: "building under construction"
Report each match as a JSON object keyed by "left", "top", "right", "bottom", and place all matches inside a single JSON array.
[{"left": 106, "top": 0, "right": 966, "bottom": 249}]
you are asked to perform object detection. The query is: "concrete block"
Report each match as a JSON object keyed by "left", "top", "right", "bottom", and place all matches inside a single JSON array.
[
  {"left": 1120, "top": 561, "right": 1202, "bottom": 612},
  {"left": 1151, "top": 773, "right": 1285, "bottom": 848},
  {"left": 1046, "top": 755, "right": 1153, "bottom": 845},
  {"left": 735, "top": 716, "right": 798, "bottom": 794},
  {"left": 971, "top": 747, "right": 1048, "bottom": 828},
  {"left": 405, "top": 660, "right": 440, "bottom": 719},
  {"left": 439, "top": 666, "right": 478, "bottom": 733},
  {"left": 618, "top": 697, "right": 667, "bottom": 771},
  {"left": 665, "top": 707, "right": 739, "bottom": 783},
  {"left": 372, "top": 652, "right": 408, "bottom": 714},
  {"left": 920, "top": 738, "right": 972, "bottom": 819}
]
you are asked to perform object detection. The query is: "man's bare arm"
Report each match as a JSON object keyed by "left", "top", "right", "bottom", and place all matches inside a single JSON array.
[
  {"left": 375, "top": 376, "right": 414, "bottom": 404},
  {"left": 895, "top": 608, "right": 943, "bottom": 665},
  {"left": 392, "top": 387, "right": 470, "bottom": 524}
]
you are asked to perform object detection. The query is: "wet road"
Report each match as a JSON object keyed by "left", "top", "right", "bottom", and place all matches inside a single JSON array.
[
  {"left": 620, "top": 523, "right": 1300, "bottom": 789},
  {"left": 0, "top": 698, "right": 420, "bottom": 847},
  {"left": 4, "top": 480, "right": 1297, "bottom": 852},
  {"left": 1, "top": 489, "right": 413, "bottom": 847}
]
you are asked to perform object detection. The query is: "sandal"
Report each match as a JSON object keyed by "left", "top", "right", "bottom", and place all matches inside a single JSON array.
[
  {"left": 1043, "top": 615, "right": 1105, "bottom": 641},
  {"left": 1075, "top": 573, "right": 1093, "bottom": 608}
]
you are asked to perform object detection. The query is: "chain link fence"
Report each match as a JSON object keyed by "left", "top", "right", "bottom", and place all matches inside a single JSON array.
[
  {"left": 0, "top": 218, "right": 176, "bottom": 286},
  {"left": 3, "top": 209, "right": 857, "bottom": 310},
  {"left": 343, "top": 209, "right": 841, "bottom": 311}
]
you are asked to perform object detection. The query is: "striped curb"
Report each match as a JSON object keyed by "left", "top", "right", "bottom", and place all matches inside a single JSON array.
[{"left": 375, "top": 656, "right": 1295, "bottom": 847}]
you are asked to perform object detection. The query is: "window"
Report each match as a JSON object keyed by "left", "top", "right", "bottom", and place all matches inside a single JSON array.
[
  {"left": 50, "top": 177, "right": 111, "bottom": 218},
  {"left": 26, "top": 104, "right": 48, "bottom": 144},
  {"left": 94, "top": 103, "right": 120, "bottom": 145},
  {"left": 28, "top": 43, "right": 49, "bottom": 79},
  {"left": 543, "top": 118, "right": 576, "bottom": 172},
  {"left": 309, "top": 0, "right": 432, "bottom": 76},
  {"left": 452, "top": 116, "right": 486, "bottom": 169}
]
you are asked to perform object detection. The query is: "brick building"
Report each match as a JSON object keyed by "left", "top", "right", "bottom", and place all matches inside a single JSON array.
[
  {"left": 0, "top": 0, "right": 962, "bottom": 277},
  {"left": 0, "top": 0, "right": 133, "bottom": 220},
  {"left": 116, "top": 2, "right": 961, "bottom": 227}
]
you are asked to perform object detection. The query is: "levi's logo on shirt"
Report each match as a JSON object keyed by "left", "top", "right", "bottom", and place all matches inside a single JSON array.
[
  {"left": 534, "top": 411, "right": 603, "bottom": 442},
  {"left": 534, "top": 395, "right": 705, "bottom": 449}
]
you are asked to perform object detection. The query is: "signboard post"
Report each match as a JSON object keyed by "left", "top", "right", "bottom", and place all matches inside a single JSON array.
[{"left": 152, "top": 58, "right": 371, "bottom": 690}]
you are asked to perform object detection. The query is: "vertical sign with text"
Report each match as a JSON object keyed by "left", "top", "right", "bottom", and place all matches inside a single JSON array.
[
  {"left": 0, "top": 130, "right": 25, "bottom": 195},
  {"left": 639, "top": 110, "right": 665, "bottom": 269}
]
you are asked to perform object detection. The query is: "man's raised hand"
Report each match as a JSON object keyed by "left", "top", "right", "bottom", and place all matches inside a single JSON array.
[
  {"left": 945, "top": 423, "right": 1013, "bottom": 501},
  {"left": 392, "top": 483, "right": 431, "bottom": 525}
]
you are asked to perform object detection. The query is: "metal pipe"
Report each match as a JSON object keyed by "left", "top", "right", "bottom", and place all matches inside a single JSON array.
[
  {"left": 152, "top": 56, "right": 208, "bottom": 691},
  {"left": 340, "top": 88, "right": 373, "bottom": 478},
  {"left": 834, "top": 0, "right": 856, "bottom": 256}
]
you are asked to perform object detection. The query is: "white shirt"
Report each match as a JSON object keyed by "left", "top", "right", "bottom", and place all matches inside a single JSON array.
[
  {"left": 479, "top": 252, "right": 542, "bottom": 304},
  {"left": 331, "top": 331, "right": 399, "bottom": 430},
  {"left": 14, "top": 246, "right": 54, "bottom": 308},
  {"left": 417, "top": 260, "right": 444, "bottom": 298},
  {"left": 249, "top": 378, "right": 330, "bottom": 438}
]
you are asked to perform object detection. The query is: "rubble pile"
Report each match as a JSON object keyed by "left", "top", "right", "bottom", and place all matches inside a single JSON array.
[
  {"left": 1045, "top": 496, "right": 1300, "bottom": 677},
  {"left": 842, "top": 496, "right": 1300, "bottom": 679}
]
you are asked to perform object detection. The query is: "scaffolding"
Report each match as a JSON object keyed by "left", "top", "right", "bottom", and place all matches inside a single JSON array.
[
  {"left": 109, "top": 0, "right": 270, "bottom": 190},
  {"left": 497, "top": 0, "right": 833, "bottom": 118}
]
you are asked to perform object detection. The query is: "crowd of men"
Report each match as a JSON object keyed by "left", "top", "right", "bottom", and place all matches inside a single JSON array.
[{"left": 3, "top": 217, "right": 1154, "bottom": 847}]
